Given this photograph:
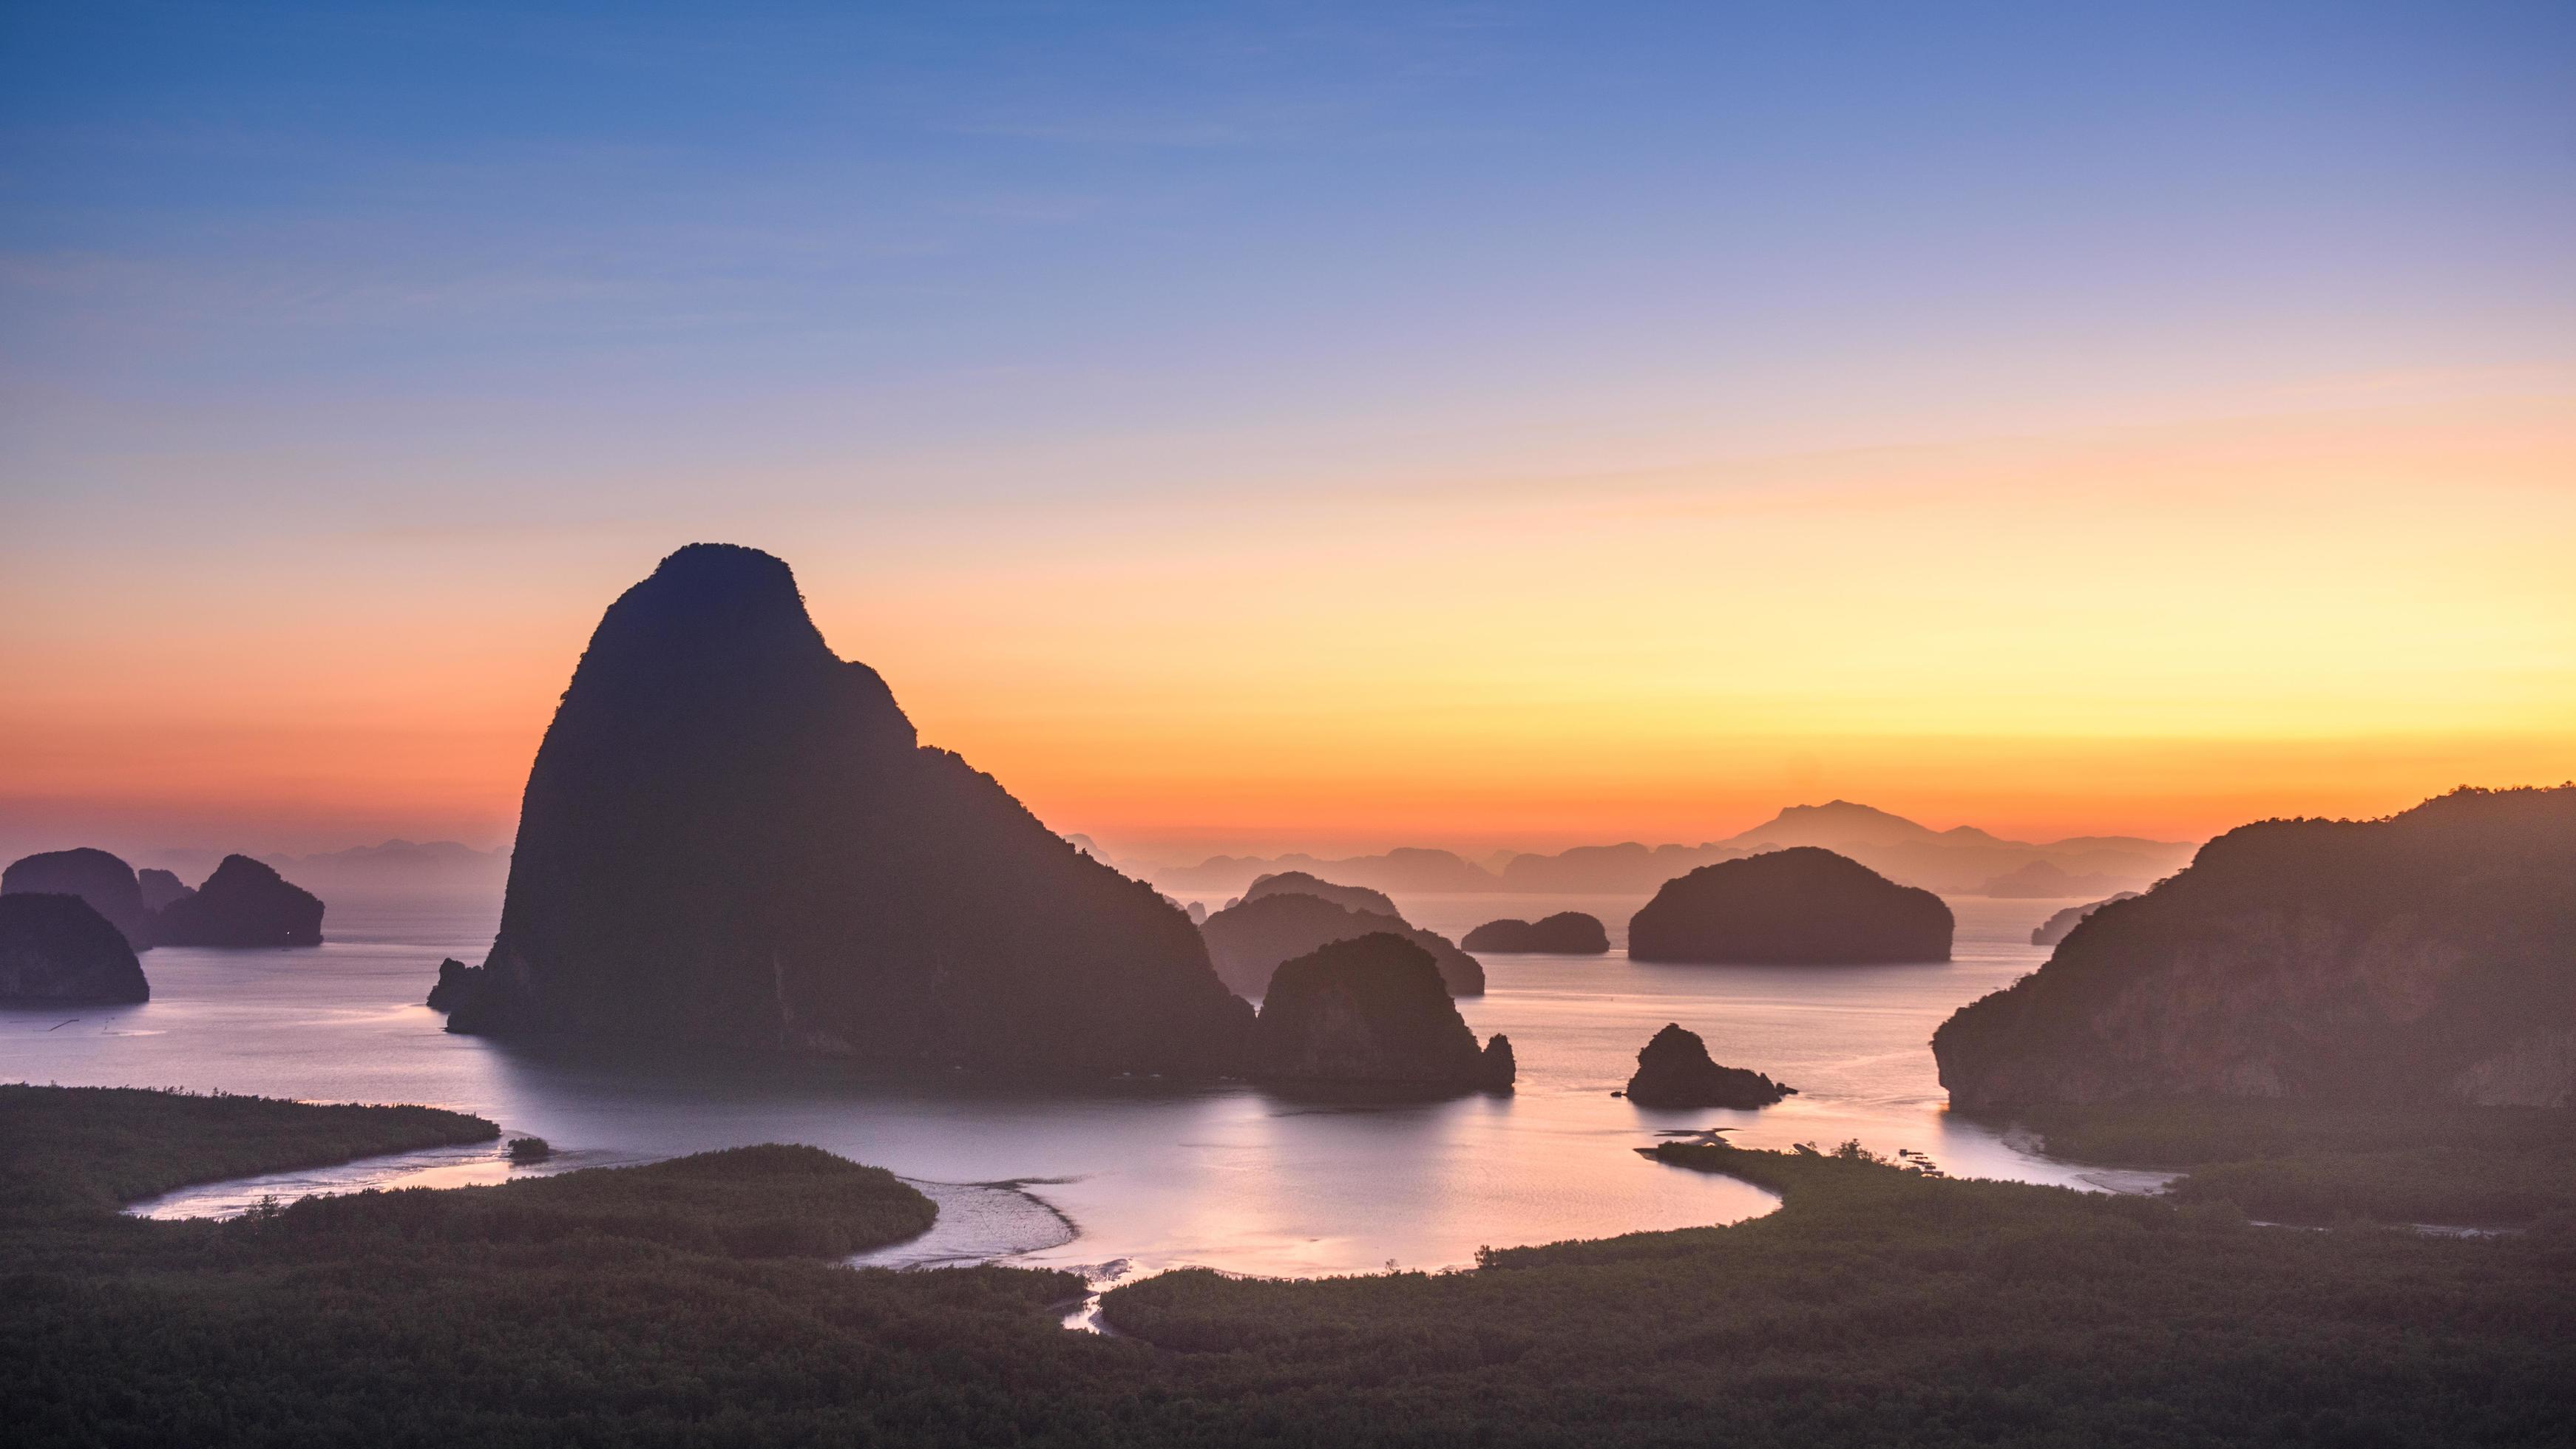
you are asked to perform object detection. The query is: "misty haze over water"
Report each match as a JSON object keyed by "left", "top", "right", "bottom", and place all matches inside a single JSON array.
[{"left": 7, "top": 882, "right": 2151, "bottom": 1278}]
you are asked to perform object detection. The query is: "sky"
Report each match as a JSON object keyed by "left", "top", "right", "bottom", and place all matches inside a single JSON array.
[{"left": 3, "top": 1, "right": 2572, "bottom": 865}]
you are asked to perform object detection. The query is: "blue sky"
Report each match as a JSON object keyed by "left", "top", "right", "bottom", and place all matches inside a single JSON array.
[{"left": 7, "top": 1, "right": 2570, "bottom": 529}]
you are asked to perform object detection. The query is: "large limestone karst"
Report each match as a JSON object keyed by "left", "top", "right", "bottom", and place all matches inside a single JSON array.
[
  {"left": 152, "top": 855, "right": 325, "bottom": 947},
  {"left": 1628, "top": 847, "right": 1953, "bottom": 964},
  {"left": 439, "top": 543, "right": 1251, "bottom": 1075},
  {"left": 1934, "top": 786, "right": 2576, "bottom": 1110},
  {"left": 1, "top": 848, "right": 155, "bottom": 950},
  {"left": 1248, "top": 934, "right": 1512, "bottom": 1093},
  {"left": 1622, "top": 1023, "right": 1793, "bottom": 1108},
  {"left": 1199, "top": 892, "right": 1484, "bottom": 998},
  {"left": 1461, "top": 912, "right": 1610, "bottom": 954},
  {"left": 0, "top": 894, "right": 150, "bottom": 1003}
]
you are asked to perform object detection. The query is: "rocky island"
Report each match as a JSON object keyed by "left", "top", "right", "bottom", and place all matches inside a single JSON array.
[
  {"left": 136, "top": 868, "right": 196, "bottom": 914},
  {"left": 2, "top": 847, "right": 156, "bottom": 949},
  {"left": 1934, "top": 786, "right": 2576, "bottom": 1110},
  {"left": 1622, "top": 1023, "right": 1793, "bottom": 1107},
  {"left": 1239, "top": 870, "right": 1402, "bottom": 920},
  {"left": 1628, "top": 847, "right": 1953, "bottom": 964},
  {"left": 1248, "top": 934, "right": 1512, "bottom": 1093},
  {"left": 2029, "top": 892, "right": 2139, "bottom": 947},
  {"left": 152, "top": 855, "right": 325, "bottom": 947},
  {"left": 1460, "top": 912, "right": 1609, "bottom": 954},
  {"left": 1199, "top": 892, "right": 1484, "bottom": 997},
  {"left": 435, "top": 543, "right": 1252, "bottom": 1076},
  {"left": 0, "top": 893, "right": 150, "bottom": 1003}
]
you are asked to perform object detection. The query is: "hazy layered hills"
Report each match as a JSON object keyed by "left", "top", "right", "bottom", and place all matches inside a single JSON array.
[
  {"left": 139, "top": 840, "right": 509, "bottom": 895},
  {"left": 1150, "top": 801, "right": 2193, "bottom": 899}
]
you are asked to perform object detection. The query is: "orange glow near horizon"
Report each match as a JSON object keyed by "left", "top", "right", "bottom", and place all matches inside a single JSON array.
[{"left": 4, "top": 396, "right": 2571, "bottom": 864}]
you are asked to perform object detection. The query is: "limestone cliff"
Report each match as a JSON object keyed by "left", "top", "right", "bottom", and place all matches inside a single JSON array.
[
  {"left": 444, "top": 544, "right": 1250, "bottom": 1075},
  {"left": 1935, "top": 787, "right": 2576, "bottom": 1110},
  {"left": 1248, "top": 934, "right": 1511, "bottom": 1093}
]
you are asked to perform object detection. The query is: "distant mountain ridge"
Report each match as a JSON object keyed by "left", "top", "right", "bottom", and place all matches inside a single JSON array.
[
  {"left": 140, "top": 840, "right": 509, "bottom": 892},
  {"left": 1149, "top": 801, "right": 2194, "bottom": 898}
]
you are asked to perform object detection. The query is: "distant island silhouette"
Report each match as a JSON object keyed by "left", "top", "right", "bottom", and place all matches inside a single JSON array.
[
  {"left": 152, "top": 855, "right": 324, "bottom": 948},
  {"left": 1461, "top": 912, "right": 1609, "bottom": 954},
  {"left": 1199, "top": 892, "right": 1483, "bottom": 998},
  {"left": 1239, "top": 870, "right": 1403, "bottom": 921},
  {"left": 1150, "top": 800, "right": 2192, "bottom": 899},
  {"left": 0, "top": 893, "right": 149, "bottom": 1003},
  {"left": 435, "top": 543, "right": 1251, "bottom": 1076},
  {"left": 3, "top": 848, "right": 325, "bottom": 951},
  {"left": 1936, "top": 786, "right": 2576, "bottom": 1110},
  {"left": 1, "top": 848, "right": 156, "bottom": 950},
  {"left": 2029, "top": 893, "right": 2141, "bottom": 947},
  {"left": 1249, "top": 934, "right": 1512, "bottom": 1094},
  {"left": 1630, "top": 848, "right": 1953, "bottom": 964}
]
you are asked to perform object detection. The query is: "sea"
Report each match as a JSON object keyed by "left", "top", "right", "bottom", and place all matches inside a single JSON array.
[{"left": 3, "top": 885, "right": 2165, "bottom": 1283}]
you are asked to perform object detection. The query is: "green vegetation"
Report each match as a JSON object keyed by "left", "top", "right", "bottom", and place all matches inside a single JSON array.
[
  {"left": 264, "top": 1143, "right": 935, "bottom": 1258},
  {"left": 1105, "top": 1138, "right": 2574, "bottom": 1445},
  {"left": 4, "top": 1085, "right": 2572, "bottom": 1445},
  {"left": 2019, "top": 1099, "right": 2576, "bottom": 1228},
  {"left": 0, "top": 1083, "right": 495, "bottom": 1220}
]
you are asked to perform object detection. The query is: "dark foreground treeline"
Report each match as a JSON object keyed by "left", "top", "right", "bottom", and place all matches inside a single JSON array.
[{"left": 2, "top": 1085, "right": 2571, "bottom": 1447}]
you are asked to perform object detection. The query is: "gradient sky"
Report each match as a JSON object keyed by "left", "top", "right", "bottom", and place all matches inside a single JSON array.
[{"left": 4, "top": 1, "right": 2572, "bottom": 864}]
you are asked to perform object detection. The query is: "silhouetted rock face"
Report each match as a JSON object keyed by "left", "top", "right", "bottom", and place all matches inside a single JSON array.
[
  {"left": 151, "top": 855, "right": 324, "bottom": 947},
  {"left": 1461, "top": 912, "right": 1609, "bottom": 954},
  {"left": 0, "top": 894, "right": 149, "bottom": 1003},
  {"left": 447, "top": 544, "right": 1250, "bottom": 1075},
  {"left": 1628, "top": 848, "right": 1953, "bottom": 964},
  {"left": 1242, "top": 870, "right": 1401, "bottom": 921},
  {"left": 1623, "top": 1023, "right": 1792, "bottom": 1108},
  {"left": 2030, "top": 893, "right": 2140, "bottom": 947},
  {"left": 136, "top": 869, "right": 196, "bottom": 914},
  {"left": 2, "top": 849, "right": 153, "bottom": 949},
  {"left": 425, "top": 957, "right": 480, "bottom": 1013},
  {"left": 1199, "top": 892, "right": 1484, "bottom": 998},
  {"left": 1936, "top": 787, "right": 2576, "bottom": 1110},
  {"left": 1249, "top": 934, "right": 1511, "bottom": 1092}
]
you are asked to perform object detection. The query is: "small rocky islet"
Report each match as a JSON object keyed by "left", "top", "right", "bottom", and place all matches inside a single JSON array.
[{"left": 1622, "top": 1023, "right": 1794, "bottom": 1108}]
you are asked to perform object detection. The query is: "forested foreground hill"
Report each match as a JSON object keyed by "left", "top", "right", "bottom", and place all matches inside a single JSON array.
[{"left": 3, "top": 1085, "right": 2571, "bottom": 1446}]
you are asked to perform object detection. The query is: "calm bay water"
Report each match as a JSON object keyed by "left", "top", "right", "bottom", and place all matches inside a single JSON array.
[{"left": 3, "top": 885, "right": 2151, "bottom": 1279}]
